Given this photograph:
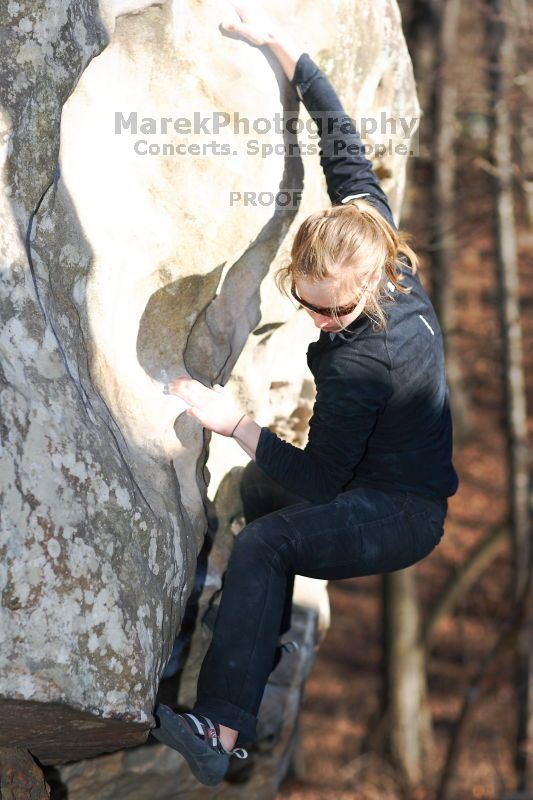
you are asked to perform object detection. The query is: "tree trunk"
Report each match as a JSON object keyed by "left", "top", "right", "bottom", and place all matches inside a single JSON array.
[
  {"left": 386, "top": 569, "right": 435, "bottom": 786},
  {"left": 431, "top": 0, "right": 472, "bottom": 441},
  {"left": 511, "top": 0, "right": 533, "bottom": 228},
  {"left": 485, "top": 0, "right": 532, "bottom": 788},
  {"left": 404, "top": 0, "right": 472, "bottom": 440}
]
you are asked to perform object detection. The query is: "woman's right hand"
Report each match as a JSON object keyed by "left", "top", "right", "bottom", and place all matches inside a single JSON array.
[{"left": 220, "top": 1, "right": 279, "bottom": 47}]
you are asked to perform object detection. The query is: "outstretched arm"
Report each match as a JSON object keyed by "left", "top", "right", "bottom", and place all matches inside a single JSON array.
[
  {"left": 221, "top": 4, "right": 300, "bottom": 82},
  {"left": 221, "top": 6, "right": 396, "bottom": 227},
  {"left": 287, "top": 52, "right": 396, "bottom": 227}
]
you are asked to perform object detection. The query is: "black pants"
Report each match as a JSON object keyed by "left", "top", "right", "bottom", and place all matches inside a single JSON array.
[{"left": 192, "top": 461, "right": 447, "bottom": 743}]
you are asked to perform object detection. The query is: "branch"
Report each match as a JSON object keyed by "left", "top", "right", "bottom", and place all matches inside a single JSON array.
[
  {"left": 435, "top": 570, "right": 533, "bottom": 800},
  {"left": 422, "top": 522, "right": 509, "bottom": 647}
]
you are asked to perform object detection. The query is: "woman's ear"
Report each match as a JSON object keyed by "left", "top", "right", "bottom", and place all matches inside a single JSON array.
[{"left": 369, "top": 270, "right": 382, "bottom": 293}]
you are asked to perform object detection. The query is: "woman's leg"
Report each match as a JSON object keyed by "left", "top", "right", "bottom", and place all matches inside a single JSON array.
[
  {"left": 239, "top": 459, "right": 308, "bottom": 524},
  {"left": 239, "top": 461, "right": 306, "bottom": 638},
  {"left": 192, "top": 485, "right": 447, "bottom": 745}
]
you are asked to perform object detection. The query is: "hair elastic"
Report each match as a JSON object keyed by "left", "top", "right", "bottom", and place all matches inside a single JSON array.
[{"left": 230, "top": 413, "right": 247, "bottom": 438}]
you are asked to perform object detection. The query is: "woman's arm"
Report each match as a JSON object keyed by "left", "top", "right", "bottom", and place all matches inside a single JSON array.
[
  {"left": 163, "top": 342, "right": 392, "bottom": 502},
  {"left": 285, "top": 52, "right": 396, "bottom": 226},
  {"left": 221, "top": 5, "right": 300, "bottom": 82},
  {"left": 231, "top": 414, "right": 261, "bottom": 460},
  {"left": 255, "top": 347, "right": 393, "bottom": 504},
  {"left": 267, "top": 36, "right": 300, "bottom": 83},
  {"left": 221, "top": 5, "right": 395, "bottom": 226},
  {"left": 164, "top": 378, "right": 262, "bottom": 460}
]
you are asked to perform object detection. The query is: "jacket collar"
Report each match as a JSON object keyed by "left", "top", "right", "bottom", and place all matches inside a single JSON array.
[{"left": 307, "top": 313, "right": 371, "bottom": 366}]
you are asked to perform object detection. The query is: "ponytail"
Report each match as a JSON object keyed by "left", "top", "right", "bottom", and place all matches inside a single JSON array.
[{"left": 275, "top": 195, "right": 419, "bottom": 332}]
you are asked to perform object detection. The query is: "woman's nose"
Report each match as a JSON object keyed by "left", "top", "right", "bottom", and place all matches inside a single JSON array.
[{"left": 306, "top": 309, "right": 329, "bottom": 325}]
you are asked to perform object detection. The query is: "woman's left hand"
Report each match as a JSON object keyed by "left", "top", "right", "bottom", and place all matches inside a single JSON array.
[
  {"left": 164, "top": 377, "right": 246, "bottom": 437},
  {"left": 220, "top": 2, "right": 278, "bottom": 47}
]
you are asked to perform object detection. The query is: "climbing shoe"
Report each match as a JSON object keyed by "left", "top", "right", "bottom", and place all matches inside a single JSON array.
[{"left": 151, "top": 704, "right": 248, "bottom": 786}]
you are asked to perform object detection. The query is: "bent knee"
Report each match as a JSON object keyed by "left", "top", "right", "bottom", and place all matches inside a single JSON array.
[
  {"left": 234, "top": 518, "right": 294, "bottom": 568},
  {"left": 235, "top": 518, "right": 273, "bottom": 550}
]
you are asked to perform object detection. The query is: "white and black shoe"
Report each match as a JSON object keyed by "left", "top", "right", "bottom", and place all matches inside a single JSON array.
[{"left": 151, "top": 704, "right": 248, "bottom": 786}]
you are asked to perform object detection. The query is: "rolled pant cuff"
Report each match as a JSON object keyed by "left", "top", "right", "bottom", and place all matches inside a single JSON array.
[{"left": 192, "top": 696, "right": 258, "bottom": 743}]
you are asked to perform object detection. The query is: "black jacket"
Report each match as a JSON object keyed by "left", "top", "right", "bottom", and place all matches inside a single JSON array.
[{"left": 255, "top": 52, "right": 459, "bottom": 503}]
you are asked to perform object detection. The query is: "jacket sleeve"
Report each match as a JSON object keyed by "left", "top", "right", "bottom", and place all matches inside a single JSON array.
[
  {"left": 255, "top": 349, "right": 393, "bottom": 504},
  {"left": 289, "top": 52, "right": 397, "bottom": 230}
]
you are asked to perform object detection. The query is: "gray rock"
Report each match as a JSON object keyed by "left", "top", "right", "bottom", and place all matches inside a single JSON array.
[{"left": 0, "top": 0, "right": 418, "bottom": 789}]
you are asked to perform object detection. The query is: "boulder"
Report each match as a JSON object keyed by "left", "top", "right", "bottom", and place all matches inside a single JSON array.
[{"left": 0, "top": 0, "right": 419, "bottom": 788}]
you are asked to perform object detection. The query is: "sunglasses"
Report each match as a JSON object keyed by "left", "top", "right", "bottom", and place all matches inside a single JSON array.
[{"left": 290, "top": 276, "right": 372, "bottom": 318}]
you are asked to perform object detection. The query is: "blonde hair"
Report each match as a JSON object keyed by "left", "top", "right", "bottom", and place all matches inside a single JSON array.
[{"left": 275, "top": 197, "right": 419, "bottom": 332}]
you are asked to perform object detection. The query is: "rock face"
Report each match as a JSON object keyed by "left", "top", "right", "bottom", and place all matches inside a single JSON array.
[{"left": 0, "top": 0, "right": 419, "bottom": 789}]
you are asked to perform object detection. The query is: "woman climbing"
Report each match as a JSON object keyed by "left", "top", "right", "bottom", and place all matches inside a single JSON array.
[{"left": 151, "top": 3, "right": 459, "bottom": 787}]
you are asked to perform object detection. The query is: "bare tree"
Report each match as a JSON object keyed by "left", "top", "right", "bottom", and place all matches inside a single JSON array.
[
  {"left": 510, "top": 0, "right": 533, "bottom": 227},
  {"left": 370, "top": 2, "right": 471, "bottom": 788},
  {"left": 360, "top": 569, "right": 435, "bottom": 790},
  {"left": 485, "top": 0, "right": 532, "bottom": 788},
  {"left": 403, "top": 0, "right": 472, "bottom": 441},
  {"left": 431, "top": 0, "right": 473, "bottom": 440},
  {"left": 386, "top": 570, "right": 435, "bottom": 786}
]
